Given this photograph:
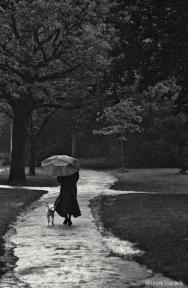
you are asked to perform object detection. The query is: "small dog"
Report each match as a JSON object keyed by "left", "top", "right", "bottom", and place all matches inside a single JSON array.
[{"left": 46, "top": 203, "right": 55, "bottom": 226}]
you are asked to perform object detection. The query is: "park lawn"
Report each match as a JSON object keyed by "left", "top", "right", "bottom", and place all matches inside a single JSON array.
[
  {"left": 0, "top": 169, "right": 57, "bottom": 277},
  {"left": 0, "top": 188, "right": 47, "bottom": 276},
  {"left": 0, "top": 167, "right": 57, "bottom": 187},
  {"left": 111, "top": 168, "right": 188, "bottom": 194},
  {"left": 95, "top": 169, "right": 188, "bottom": 284}
]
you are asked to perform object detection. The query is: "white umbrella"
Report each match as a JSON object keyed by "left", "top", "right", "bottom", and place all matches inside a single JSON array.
[{"left": 41, "top": 155, "right": 80, "bottom": 176}]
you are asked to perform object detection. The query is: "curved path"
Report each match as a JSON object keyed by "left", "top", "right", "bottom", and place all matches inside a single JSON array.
[{"left": 0, "top": 170, "right": 187, "bottom": 288}]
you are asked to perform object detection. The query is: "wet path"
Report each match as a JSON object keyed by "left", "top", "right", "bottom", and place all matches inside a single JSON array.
[{"left": 0, "top": 170, "right": 187, "bottom": 288}]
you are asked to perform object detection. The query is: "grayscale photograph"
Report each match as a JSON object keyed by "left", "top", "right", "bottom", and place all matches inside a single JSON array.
[{"left": 0, "top": 0, "right": 187, "bottom": 287}]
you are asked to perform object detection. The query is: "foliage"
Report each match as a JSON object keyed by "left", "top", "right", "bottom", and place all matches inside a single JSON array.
[
  {"left": 94, "top": 97, "right": 142, "bottom": 137},
  {"left": 94, "top": 90, "right": 142, "bottom": 169},
  {"left": 104, "top": 1, "right": 188, "bottom": 168},
  {"left": 108, "top": 0, "right": 188, "bottom": 107},
  {"left": 0, "top": 0, "right": 112, "bottom": 179},
  {"left": 0, "top": 0, "right": 111, "bottom": 108}
]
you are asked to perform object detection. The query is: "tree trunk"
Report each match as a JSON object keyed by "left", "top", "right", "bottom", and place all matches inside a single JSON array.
[
  {"left": 9, "top": 119, "right": 13, "bottom": 163},
  {"left": 120, "top": 138, "right": 124, "bottom": 170},
  {"left": 71, "top": 133, "right": 77, "bottom": 157},
  {"left": 119, "top": 136, "right": 128, "bottom": 172},
  {"left": 28, "top": 139, "right": 37, "bottom": 176},
  {"left": 9, "top": 106, "right": 29, "bottom": 181},
  {"left": 179, "top": 141, "right": 188, "bottom": 174}
]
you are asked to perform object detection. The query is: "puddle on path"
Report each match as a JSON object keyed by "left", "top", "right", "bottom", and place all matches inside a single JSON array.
[{"left": 0, "top": 170, "right": 187, "bottom": 288}]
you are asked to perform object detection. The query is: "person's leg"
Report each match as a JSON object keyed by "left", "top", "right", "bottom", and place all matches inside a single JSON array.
[
  {"left": 63, "top": 215, "right": 68, "bottom": 224},
  {"left": 68, "top": 214, "right": 72, "bottom": 226},
  {"left": 52, "top": 215, "right": 54, "bottom": 226}
]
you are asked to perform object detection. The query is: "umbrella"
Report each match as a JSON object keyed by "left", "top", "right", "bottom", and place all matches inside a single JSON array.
[{"left": 41, "top": 155, "right": 80, "bottom": 176}]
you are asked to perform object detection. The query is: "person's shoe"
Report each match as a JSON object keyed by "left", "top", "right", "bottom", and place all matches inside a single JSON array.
[
  {"left": 63, "top": 218, "right": 68, "bottom": 225},
  {"left": 68, "top": 219, "right": 72, "bottom": 226}
]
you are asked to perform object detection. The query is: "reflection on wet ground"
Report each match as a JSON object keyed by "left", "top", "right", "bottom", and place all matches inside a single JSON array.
[{"left": 0, "top": 170, "right": 187, "bottom": 288}]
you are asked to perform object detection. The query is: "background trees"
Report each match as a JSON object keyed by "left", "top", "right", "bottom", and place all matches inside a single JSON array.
[
  {"left": 108, "top": 0, "right": 188, "bottom": 92},
  {"left": 0, "top": 0, "right": 111, "bottom": 180},
  {"left": 27, "top": 108, "right": 55, "bottom": 176},
  {"left": 102, "top": 0, "right": 188, "bottom": 169},
  {"left": 94, "top": 97, "right": 142, "bottom": 169},
  {"left": 0, "top": 1, "right": 187, "bottom": 175}
]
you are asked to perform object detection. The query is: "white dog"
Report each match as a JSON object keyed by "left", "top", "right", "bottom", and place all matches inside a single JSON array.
[{"left": 46, "top": 203, "right": 55, "bottom": 226}]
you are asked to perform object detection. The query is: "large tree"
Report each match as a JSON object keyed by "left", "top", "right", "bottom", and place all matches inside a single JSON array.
[{"left": 0, "top": 0, "right": 111, "bottom": 180}]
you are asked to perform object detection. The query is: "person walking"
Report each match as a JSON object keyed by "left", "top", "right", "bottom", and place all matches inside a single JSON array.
[{"left": 54, "top": 171, "right": 81, "bottom": 226}]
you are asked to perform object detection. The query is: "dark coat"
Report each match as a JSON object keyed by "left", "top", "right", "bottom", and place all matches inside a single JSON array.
[{"left": 54, "top": 172, "right": 81, "bottom": 218}]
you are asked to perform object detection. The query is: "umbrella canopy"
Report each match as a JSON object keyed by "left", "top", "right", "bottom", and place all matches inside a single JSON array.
[{"left": 41, "top": 155, "right": 80, "bottom": 176}]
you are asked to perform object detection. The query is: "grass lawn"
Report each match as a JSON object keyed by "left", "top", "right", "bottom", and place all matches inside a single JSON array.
[
  {"left": 0, "top": 168, "right": 57, "bottom": 277},
  {"left": 0, "top": 167, "right": 57, "bottom": 187},
  {"left": 111, "top": 168, "right": 188, "bottom": 194},
  {"left": 95, "top": 169, "right": 188, "bottom": 284}
]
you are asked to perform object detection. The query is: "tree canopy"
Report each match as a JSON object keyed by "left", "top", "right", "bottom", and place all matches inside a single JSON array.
[
  {"left": 0, "top": 0, "right": 111, "bottom": 180},
  {"left": 0, "top": 0, "right": 110, "bottom": 108},
  {"left": 0, "top": 0, "right": 187, "bottom": 176},
  {"left": 108, "top": 0, "right": 188, "bottom": 102}
]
